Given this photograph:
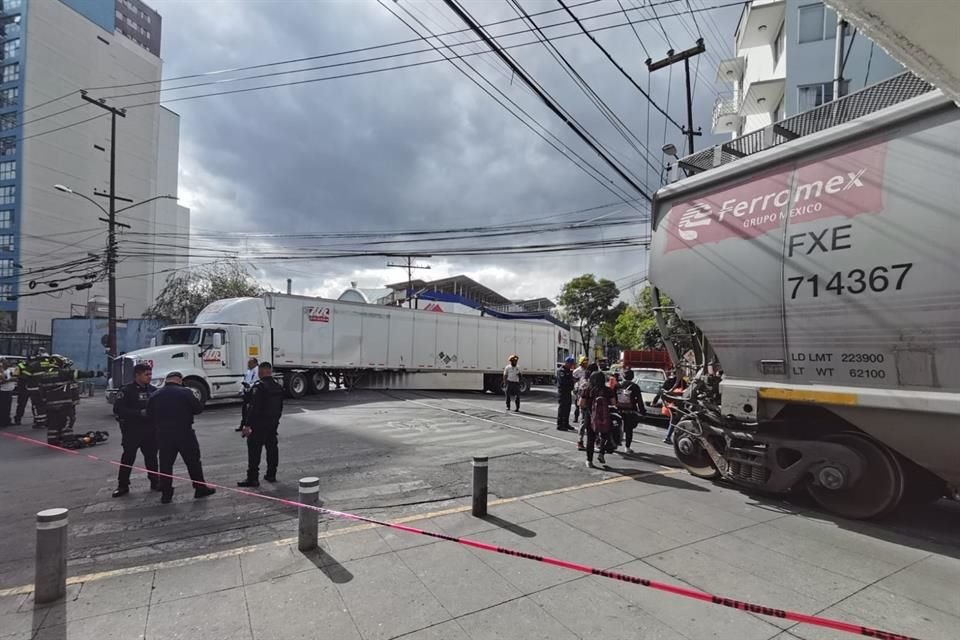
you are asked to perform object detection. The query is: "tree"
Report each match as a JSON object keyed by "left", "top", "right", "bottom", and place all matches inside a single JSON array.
[
  {"left": 608, "top": 286, "right": 693, "bottom": 355},
  {"left": 558, "top": 274, "right": 619, "bottom": 361},
  {"left": 146, "top": 262, "right": 263, "bottom": 323}
]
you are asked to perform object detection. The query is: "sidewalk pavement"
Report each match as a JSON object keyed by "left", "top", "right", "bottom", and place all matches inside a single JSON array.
[{"left": 2, "top": 470, "right": 956, "bottom": 640}]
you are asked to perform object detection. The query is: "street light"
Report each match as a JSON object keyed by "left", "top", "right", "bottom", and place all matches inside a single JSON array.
[{"left": 52, "top": 183, "right": 178, "bottom": 369}]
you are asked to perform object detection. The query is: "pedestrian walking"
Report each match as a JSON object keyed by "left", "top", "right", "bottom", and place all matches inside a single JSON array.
[
  {"left": 111, "top": 363, "right": 159, "bottom": 497},
  {"left": 572, "top": 357, "right": 588, "bottom": 423},
  {"left": 503, "top": 355, "right": 522, "bottom": 412},
  {"left": 235, "top": 357, "right": 259, "bottom": 432},
  {"left": 616, "top": 369, "right": 646, "bottom": 454},
  {"left": 576, "top": 362, "right": 600, "bottom": 450},
  {"left": 584, "top": 371, "right": 615, "bottom": 468},
  {"left": 238, "top": 362, "right": 284, "bottom": 487},
  {"left": 147, "top": 371, "right": 215, "bottom": 504},
  {"left": 556, "top": 356, "right": 576, "bottom": 431},
  {"left": 0, "top": 359, "right": 15, "bottom": 427}
]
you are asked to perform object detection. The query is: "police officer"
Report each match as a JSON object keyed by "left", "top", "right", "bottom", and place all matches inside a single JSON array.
[
  {"left": 238, "top": 362, "right": 283, "bottom": 487},
  {"left": 112, "top": 363, "right": 159, "bottom": 497},
  {"left": 147, "top": 371, "right": 215, "bottom": 504},
  {"left": 13, "top": 357, "right": 34, "bottom": 425},
  {"left": 556, "top": 356, "right": 576, "bottom": 431}
]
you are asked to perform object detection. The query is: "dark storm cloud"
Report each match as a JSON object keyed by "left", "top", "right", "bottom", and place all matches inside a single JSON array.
[{"left": 151, "top": 0, "right": 741, "bottom": 298}]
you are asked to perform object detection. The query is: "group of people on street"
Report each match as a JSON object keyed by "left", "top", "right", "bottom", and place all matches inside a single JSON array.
[
  {"left": 556, "top": 356, "right": 689, "bottom": 468},
  {"left": 111, "top": 358, "right": 284, "bottom": 504}
]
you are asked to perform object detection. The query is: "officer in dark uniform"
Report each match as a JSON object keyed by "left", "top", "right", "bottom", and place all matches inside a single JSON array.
[
  {"left": 112, "top": 363, "right": 159, "bottom": 497},
  {"left": 238, "top": 362, "right": 284, "bottom": 487},
  {"left": 13, "top": 357, "right": 35, "bottom": 425},
  {"left": 147, "top": 371, "right": 215, "bottom": 504},
  {"left": 556, "top": 356, "right": 576, "bottom": 431}
]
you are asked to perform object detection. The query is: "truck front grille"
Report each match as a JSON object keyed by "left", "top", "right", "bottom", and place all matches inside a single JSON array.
[{"left": 110, "top": 357, "right": 135, "bottom": 387}]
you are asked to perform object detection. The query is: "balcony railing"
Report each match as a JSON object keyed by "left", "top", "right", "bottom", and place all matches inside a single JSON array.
[{"left": 712, "top": 95, "right": 741, "bottom": 133}]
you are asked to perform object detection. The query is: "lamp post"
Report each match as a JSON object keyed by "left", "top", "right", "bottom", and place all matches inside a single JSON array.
[{"left": 53, "top": 184, "right": 176, "bottom": 368}]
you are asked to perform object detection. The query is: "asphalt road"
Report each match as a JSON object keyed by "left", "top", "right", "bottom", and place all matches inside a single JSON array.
[{"left": 1, "top": 386, "right": 957, "bottom": 593}]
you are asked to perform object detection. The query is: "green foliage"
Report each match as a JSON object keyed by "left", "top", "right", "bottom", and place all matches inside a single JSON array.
[
  {"left": 146, "top": 262, "right": 263, "bottom": 323},
  {"left": 558, "top": 274, "right": 620, "bottom": 359},
  {"left": 605, "top": 287, "right": 689, "bottom": 352}
]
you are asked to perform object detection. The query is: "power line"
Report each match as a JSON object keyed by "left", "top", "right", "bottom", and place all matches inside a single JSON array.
[
  {"left": 646, "top": 0, "right": 674, "bottom": 47},
  {"left": 506, "top": 0, "right": 662, "bottom": 177},
  {"left": 555, "top": 0, "right": 684, "bottom": 132},
  {"left": 616, "top": 0, "right": 651, "bottom": 59},
  {"left": 380, "top": 0, "right": 645, "bottom": 208},
  {"left": 13, "top": 2, "right": 749, "bottom": 148},
  {"left": 440, "top": 0, "right": 653, "bottom": 200}
]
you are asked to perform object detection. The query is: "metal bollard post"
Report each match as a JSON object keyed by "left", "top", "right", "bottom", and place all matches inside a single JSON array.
[
  {"left": 472, "top": 456, "right": 488, "bottom": 517},
  {"left": 35, "top": 508, "right": 68, "bottom": 604},
  {"left": 298, "top": 477, "right": 320, "bottom": 551}
]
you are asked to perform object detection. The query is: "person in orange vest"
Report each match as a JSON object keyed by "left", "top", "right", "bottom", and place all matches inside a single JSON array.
[{"left": 660, "top": 368, "right": 686, "bottom": 445}]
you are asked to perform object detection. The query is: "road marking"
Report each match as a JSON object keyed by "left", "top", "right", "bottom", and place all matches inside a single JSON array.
[
  {"left": 405, "top": 393, "right": 674, "bottom": 451},
  {"left": 0, "top": 468, "right": 682, "bottom": 597}
]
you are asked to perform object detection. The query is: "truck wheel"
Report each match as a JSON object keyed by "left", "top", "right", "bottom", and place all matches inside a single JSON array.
[
  {"left": 519, "top": 379, "right": 531, "bottom": 394},
  {"left": 286, "top": 372, "right": 307, "bottom": 399},
  {"left": 183, "top": 379, "right": 208, "bottom": 405},
  {"left": 806, "top": 432, "right": 904, "bottom": 519},
  {"left": 673, "top": 427, "right": 720, "bottom": 480},
  {"left": 309, "top": 371, "right": 330, "bottom": 394}
]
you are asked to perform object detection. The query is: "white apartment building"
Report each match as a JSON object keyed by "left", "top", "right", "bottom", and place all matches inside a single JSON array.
[
  {"left": 711, "top": 0, "right": 904, "bottom": 138},
  {"left": 3, "top": 0, "right": 188, "bottom": 334}
]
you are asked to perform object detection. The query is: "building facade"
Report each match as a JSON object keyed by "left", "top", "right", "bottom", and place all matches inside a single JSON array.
[
  {"left": 1, "top": 0, "right": 187, "bottom": 334},
  {"left": 711, "top": 0, "right": 904, "bottom": 138}
]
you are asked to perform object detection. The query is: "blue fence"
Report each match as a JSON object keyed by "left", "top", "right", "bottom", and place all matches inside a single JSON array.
[{"left": 51, "top": 318, "right": 165, "bottom": 379}]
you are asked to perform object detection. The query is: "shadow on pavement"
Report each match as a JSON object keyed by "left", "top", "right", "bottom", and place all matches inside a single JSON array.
[
  {"left": 480, "top": 514, "right": 536, "bottom": 538},
  {"left": 726, "top": 482, "right": 960, "bottom": 559},
  {"left": 303, "top": 547, "right": 354, "bottom": 584},
  {"left": 601, "top": 464, "right": 710, "bottom": 493},
  {"left": 32, "top": 597, "right": 65, "bottom": 640}
]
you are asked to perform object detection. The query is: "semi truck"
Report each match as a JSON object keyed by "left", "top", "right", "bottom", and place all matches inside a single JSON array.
[
  {"left": 107, "top": 293, "right": 565, "bottom": 404},
  {"left": 648, "top": 74, "right": 959, "bottom": 519}
]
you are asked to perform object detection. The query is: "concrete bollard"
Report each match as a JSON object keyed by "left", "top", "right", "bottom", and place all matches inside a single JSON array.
[
  {"left": 472, "top": 456, "right": 488, "bottom": 517},
  {"left": 298, "top": 477, "right": 320, "bottom": 552},
  {"left": 35, "top": 508, "right": 68, "bottom": 604}
]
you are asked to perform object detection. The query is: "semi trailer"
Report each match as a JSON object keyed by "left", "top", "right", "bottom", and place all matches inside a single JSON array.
[
  {"left": 649, "top": 75, "right": 959, "bottom": 519},
  {"left": 107, "top": 293, "right": 565, "bottom": 404}
]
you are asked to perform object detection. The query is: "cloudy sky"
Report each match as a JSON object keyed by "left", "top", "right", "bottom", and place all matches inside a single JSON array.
[{"left": 150, "top": 0, "right": 742, "bottom": 302}]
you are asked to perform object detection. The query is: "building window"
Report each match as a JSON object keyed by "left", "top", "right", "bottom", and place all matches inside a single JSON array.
[
  {"left": 0, "top": 284, "right": 11, "bottom": 300},
  {"left": 2, "top": 63, "right": 19, "bottom": 84},
  {"left": 116, "top": 9, "right": 123, "bottom": 23},
  {"left": 0, "top": 160, "right": 13, "bottom": 181},
  {"left": 0, "top": 185, "right": 13, "bottom": 204},
  {"left": 798, "top": 82, "right": 834, "bottom": 111},
  {"left": 0, "top": 87, "right": 16, "bottom": 107},
  {"left": 0, "top": 235, "right": 14, "bottom": 251},
  {"left": 0, "top": 113, "right": 14, "bottom": 131},
  {"left": 0, "top": 138, "right": 13, "bottom": 157},
  {"left": 0, "top": 258, "right": 11, "bottom": 277},
  {"left": 1, "top": 16, "right": 21, "bottom": 38},
  {"left": 772, "top": 22, "right": 785, "bottom": 66},
  {"left": 1, "top": 0, "right": 23, "bottom": 12},
  {"left": 0, "top": 211, "right": 10, "bottom": 231},
  {"left": 2, "top": 39, "right": 20, "bottom": 60},
  {"left": 798, "top": 3, "right": 837, "bottom": 43}
]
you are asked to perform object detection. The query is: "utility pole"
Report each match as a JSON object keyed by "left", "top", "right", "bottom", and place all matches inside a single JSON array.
[
  {"left": 80, "top": 91, "right": 126, "bottom": 367},
  {"left": 646, "top": 39, "right": 706, "bottom": 156},
  {"left": 833, "top": 15, "right": 848, "bottom": 100},
  {"left": 386, "top": 257, "right": 430, "bottom": 308}
]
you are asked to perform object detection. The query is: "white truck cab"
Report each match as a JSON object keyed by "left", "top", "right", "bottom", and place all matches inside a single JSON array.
[{"left": 106, "top": 298, "right": 267, "bottom": 404}]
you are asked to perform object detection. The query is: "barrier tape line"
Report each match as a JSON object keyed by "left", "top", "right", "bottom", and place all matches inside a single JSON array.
[{"left": 0, "top": 431, "right": 920, "bottom": 640}]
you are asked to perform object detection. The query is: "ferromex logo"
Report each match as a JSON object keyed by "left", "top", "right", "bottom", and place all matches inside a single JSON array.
[
  {"left": 665, "top": 143, "right": 887, "bottom": 252},
  {"left": 305, "top": 306, "right": 331, "bottom": 323}
]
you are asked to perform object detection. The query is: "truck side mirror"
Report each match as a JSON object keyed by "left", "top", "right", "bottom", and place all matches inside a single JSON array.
[{"left": 212, "top": 333, "right": 223, "bottom": 349}]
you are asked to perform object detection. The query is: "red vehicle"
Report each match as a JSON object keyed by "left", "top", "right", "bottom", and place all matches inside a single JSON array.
[{"left": 621, "top": 349, "right": 672, "bottom": 372}]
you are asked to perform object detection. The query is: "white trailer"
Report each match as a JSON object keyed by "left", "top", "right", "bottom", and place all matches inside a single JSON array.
[{"left": 108, "top": 293, "right": 565, "bottom": 404}]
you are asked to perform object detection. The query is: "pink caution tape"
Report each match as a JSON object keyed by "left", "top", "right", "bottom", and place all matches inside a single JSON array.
[{"left": 0, "top": 431, "right": 920, "bottom": 640}]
